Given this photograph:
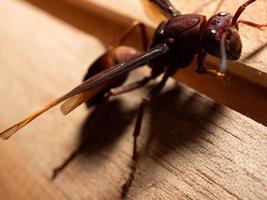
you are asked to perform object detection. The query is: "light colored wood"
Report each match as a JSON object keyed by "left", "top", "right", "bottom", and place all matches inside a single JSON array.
[{"left": 0, "top": 1, "right": 266, "bottom": 200}]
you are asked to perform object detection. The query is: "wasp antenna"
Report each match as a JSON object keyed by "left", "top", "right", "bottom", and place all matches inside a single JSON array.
[
  {"left": 232, "top": 0, "right": 256, "bottom": 25},
  {"left": 219, "top": 32, "right": 227, "bottom": 73}
]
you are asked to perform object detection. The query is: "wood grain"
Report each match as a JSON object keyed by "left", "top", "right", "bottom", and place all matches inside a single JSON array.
[{"left": 0, "top": 1, "right": 266, "bottom": 200}]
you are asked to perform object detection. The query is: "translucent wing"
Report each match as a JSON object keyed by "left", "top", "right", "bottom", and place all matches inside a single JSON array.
[
  {"left": 0, "top": 43, "right": 169, "bottom": 140},
  {"left": 61, "top": 82, "right": 109, "bottom": 115}
]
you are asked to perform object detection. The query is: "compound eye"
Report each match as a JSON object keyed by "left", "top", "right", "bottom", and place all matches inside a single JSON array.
[
  {"left": 210, "top": 29, "right": 217, "bottom": 36},
  {"left": 219, "top": 12, "right": 227, "bottom": 16},
  {"left": 203, "top": 29, "right": 220, "bottom": 56},
  {"left": 206, "top": 29, "right": 219, "bottom": 43}
]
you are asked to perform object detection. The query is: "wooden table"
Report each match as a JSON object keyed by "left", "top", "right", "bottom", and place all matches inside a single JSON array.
[{"left": 0, "top": 1, "right": 266, "bottom": 199}]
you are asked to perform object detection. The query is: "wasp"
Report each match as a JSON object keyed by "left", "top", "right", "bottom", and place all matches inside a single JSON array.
[{"left": 1, "top": 1, "right": 266, "bottom": 179}]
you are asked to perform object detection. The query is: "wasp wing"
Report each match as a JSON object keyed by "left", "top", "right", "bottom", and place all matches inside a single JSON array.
[
  {"left": 0, "top": 43, "right": 169, "bottom": 140},
  {"left": 60, "top": 82, "right": 109, "bottom": 115}
]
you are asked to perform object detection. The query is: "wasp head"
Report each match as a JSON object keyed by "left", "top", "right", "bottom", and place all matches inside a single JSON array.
[{"left": 201, "top": 12, "right": 242, "bottom": 60}]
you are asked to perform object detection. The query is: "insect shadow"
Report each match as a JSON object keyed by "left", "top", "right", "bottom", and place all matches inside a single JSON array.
[
  {"left": 53, "top": 80, "right": 220, "bottom": 197},
  {"left": 78, "top": 99, "right": 136, "bottom": 158},
  {"left": 52, "top": 98, "right": 138, "bottom": 179},
  {"left": 120, "top": 82, "right": 221, "bottom": 198},
  {"left": 147, "top": 85, "right": 221, "bottom": 158}
]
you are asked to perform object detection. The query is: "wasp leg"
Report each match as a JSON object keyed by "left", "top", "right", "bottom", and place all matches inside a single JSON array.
[
  {"left": 132, "top": 73, "right": 169, "bottom": 160},
  {"left": 149, "top": 0, "right": 181, "bottom": 17},
  {"left": 196, "top": 50, "right": 225, "bottom": 79},
  {"left": 238, "top": 20, "right": 267, "bottom": 30},
  {"left": 118, "top": 21, "right": 149, "bottom": 51},
  {"left": 52, "top": 77, "right": 152, "bottom": 180},
  {"left": 121, "top": 73, "right": 169, "bottom": 199}
]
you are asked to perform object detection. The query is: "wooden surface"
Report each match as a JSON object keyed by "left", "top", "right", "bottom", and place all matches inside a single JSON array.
[{"left": 0, "top": 0, "right": 266, "bottom": 200}]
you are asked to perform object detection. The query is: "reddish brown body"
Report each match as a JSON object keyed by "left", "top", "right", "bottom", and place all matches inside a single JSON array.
[
  {"left": 149, "top": 14, "right": 207, "bottom": 77},
  {"left": 83, "top": 46, "right": 140, "bottom": 106}
]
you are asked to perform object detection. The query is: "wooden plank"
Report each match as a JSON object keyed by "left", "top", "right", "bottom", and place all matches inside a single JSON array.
[{"left": 0, "top": 0, "right": 266, "bottom": 200}]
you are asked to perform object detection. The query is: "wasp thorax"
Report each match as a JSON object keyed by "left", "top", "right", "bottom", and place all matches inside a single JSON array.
[{"left": 201, "top": 12, "right": 242, "bottom": 60}]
